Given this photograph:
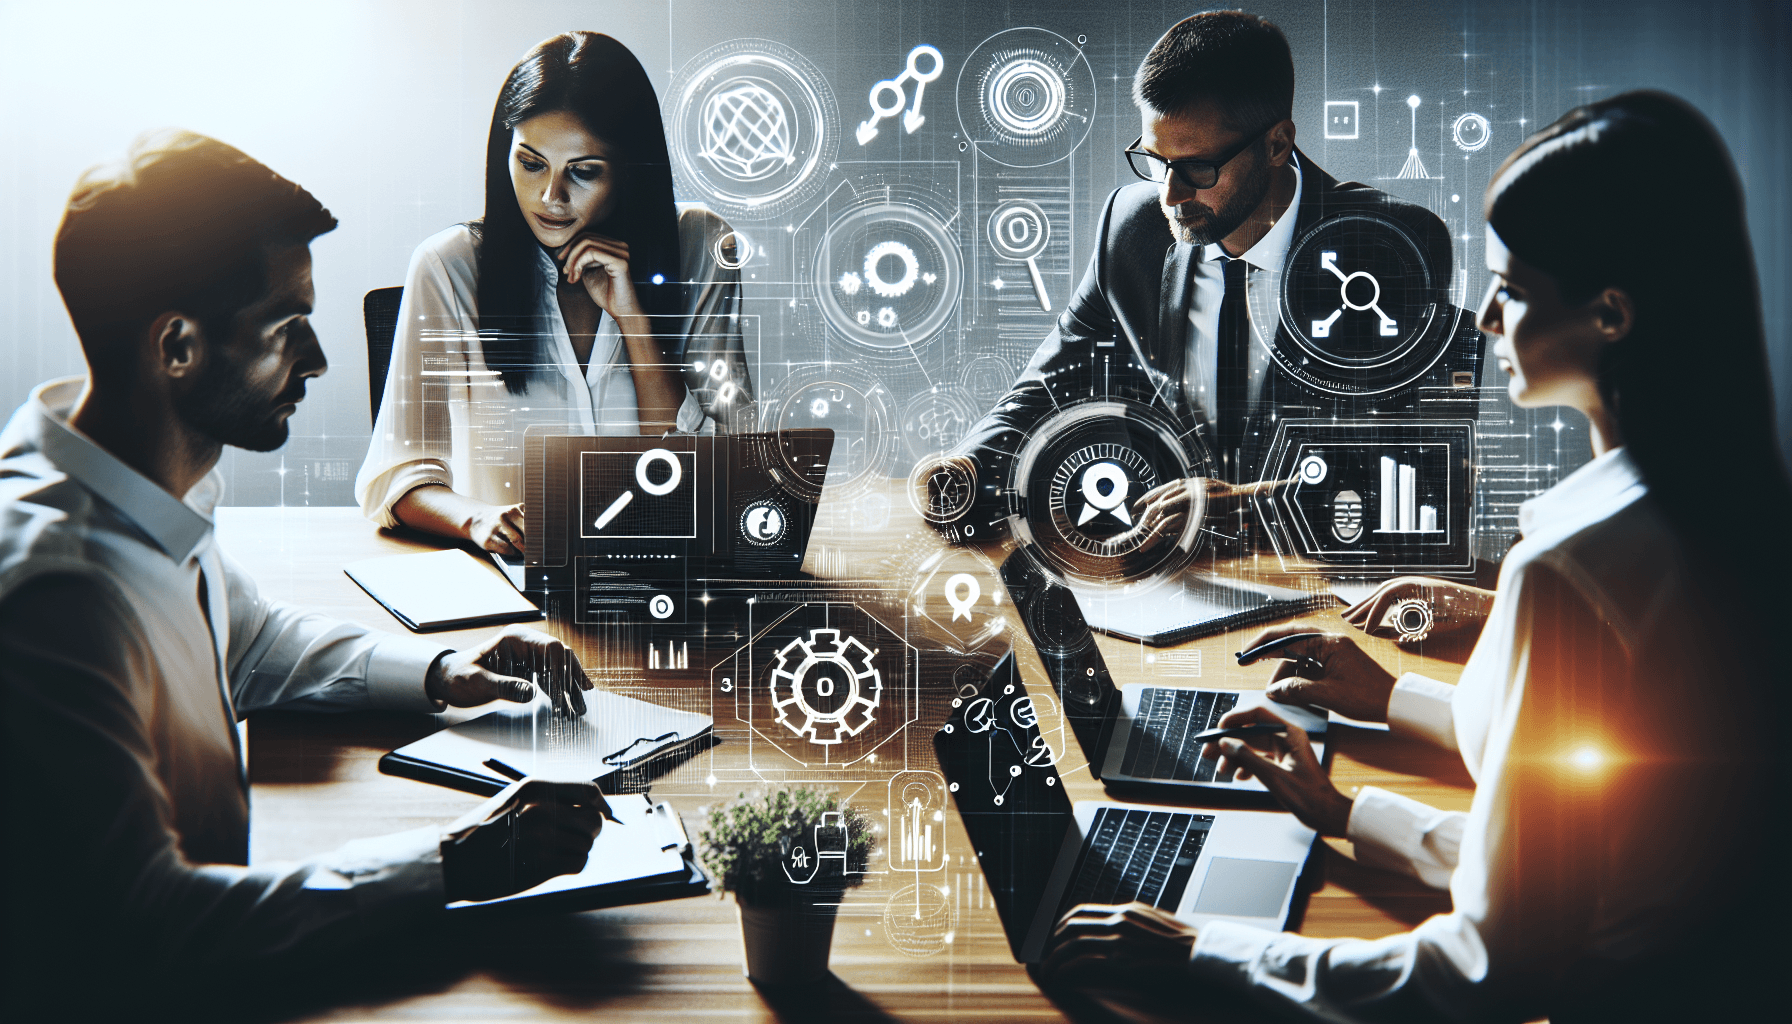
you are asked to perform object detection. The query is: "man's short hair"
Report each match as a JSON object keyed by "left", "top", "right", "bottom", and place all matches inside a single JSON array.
[
  {"left": 54, "top": 130, "right": 337, "bottom": 374},
  {"left": 1133, "top": 11, "right": 1295, "bottom": 135}
]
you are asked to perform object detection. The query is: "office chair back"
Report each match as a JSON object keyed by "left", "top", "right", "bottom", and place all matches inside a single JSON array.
[{"left": 363, "top": 286, "right": 403, "bottom": 426}]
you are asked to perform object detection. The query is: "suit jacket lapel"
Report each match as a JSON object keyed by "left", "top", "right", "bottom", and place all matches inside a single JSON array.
[{"left": 1153, "top": 242, "right": 1195, "bottom": 396}]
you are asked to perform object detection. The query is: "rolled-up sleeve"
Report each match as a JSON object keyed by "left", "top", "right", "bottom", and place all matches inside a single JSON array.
[
  {"left": 221, "top": 549, "right": 447, "bottom": 714},
  {"left": 0, "top": 574, "right": 446, "bottom": 976},
  {"left": 354, "top": 235, "right": 465, "bottom": 527}
]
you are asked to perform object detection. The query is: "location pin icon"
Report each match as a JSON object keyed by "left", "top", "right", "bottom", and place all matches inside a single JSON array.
[{"left": 944, "top": 573, "right": 981, "bottom": 621}]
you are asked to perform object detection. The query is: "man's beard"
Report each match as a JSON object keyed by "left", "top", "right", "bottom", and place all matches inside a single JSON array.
[
  {"left": 175, "top": 355, "right": 295, "bottom": 453},
  {"left": 1163, "top": 157, "right": 1273, "bottom": 247}
]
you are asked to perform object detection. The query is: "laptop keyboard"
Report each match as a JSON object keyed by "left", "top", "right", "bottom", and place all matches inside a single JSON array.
[
  {"left": 1058, "top": 808, "right": 1213, "bottom": 914},
  {"left": 1118, "top": 688, "right": 1239, "bottom": 782}
]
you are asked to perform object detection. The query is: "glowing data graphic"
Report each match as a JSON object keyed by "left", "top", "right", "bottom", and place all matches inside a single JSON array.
[
  {"left": 1377, "top": 455, "right": 1442, "bottom": 534},
  {"left": 857, "top": 44, "right": 944, "bottom": 145},
  {"left": 1256, "top": 420, "right": 1476, "bottom": 574},
  {"left": 769, "top": 628, "right": 884, "bottom": 746},
  {"left": 1397, "top": 94, "right": 1433, "bottom": 179},
  {"left": 956, "top": 28, "right": 1096, "bottom": 166},
  {"left": 986, "top": 199, "right": 1053, "bottom": 310},
  {"left": 668, "top": 39, "right": 838, "bottom": 218},
  {"left": 810, "top": 193, "right": 962, "bottom": 350}
]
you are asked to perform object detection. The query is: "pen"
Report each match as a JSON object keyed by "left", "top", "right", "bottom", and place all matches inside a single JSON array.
[
  {"left": 1234, "top": 632, "right": 1327, "bottom": 676},
  {"left": 482, "top": 758, "right": 621, "bottom": 824},
  {"left": 1190, "top": 723, "right": 1290, "bottom": 745}
]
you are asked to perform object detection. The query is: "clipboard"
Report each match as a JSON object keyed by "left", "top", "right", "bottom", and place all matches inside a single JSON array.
[
  {"left": 446, "top": 794, "right": 711, "bottom": 915},
  {"left": 379, "top": 688, "right": 714, "bottom": 797}
]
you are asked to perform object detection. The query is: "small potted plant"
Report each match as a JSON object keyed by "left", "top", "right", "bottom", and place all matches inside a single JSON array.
[{"left": 698, "top": 788, "right": 876, "bottom": 986}]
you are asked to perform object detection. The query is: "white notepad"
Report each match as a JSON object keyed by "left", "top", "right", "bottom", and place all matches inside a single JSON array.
[{"left": 344, "top": 549, "right": 542, "bottom": 632}]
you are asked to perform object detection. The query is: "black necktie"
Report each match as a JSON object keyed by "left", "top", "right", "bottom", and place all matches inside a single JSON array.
[{"left": 1214, "top": 256, "right": 1250, "bottom": 480}]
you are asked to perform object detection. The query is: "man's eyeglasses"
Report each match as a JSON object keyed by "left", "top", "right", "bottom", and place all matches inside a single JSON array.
[{"left": 1124, "top": 127, "right": 1269, "bottom": 190}]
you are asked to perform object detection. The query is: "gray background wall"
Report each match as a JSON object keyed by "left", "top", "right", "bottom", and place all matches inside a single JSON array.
[{"left": 3, "top": 0, "right": 1786, "bottom": 516}]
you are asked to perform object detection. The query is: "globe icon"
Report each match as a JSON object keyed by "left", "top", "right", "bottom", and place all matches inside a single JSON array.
[{"left": 699, "top": 79, "right": 795, "bottom": 181}]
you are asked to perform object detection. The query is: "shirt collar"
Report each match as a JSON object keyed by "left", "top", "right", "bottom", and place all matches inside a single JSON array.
[
  {"left": 1517, "top": 446, "right": 1644, "bottom": 537},
  {"left": 1201, "top": 150, "right": 1304, "bottom": 272},
  {"left": 26, "top": 376, "right": 217, "bottom": 563}
]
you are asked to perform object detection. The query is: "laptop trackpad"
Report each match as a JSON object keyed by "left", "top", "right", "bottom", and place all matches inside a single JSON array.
[{"left": 1192, "top": 858, "right": 1299, "bottom": 918}]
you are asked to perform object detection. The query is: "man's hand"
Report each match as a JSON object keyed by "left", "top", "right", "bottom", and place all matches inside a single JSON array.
[
  {"left": 1121, "top": 476, "right": 1292, "bottom": 552},
  {"left": 1342, "top": 576, "right": 1495, "bottom": 642},
  {"left": 465, "top": 501, "right": 524, "bottom": 557},
  {"left": 1238, "top": 625, "right": 1397, "bottom": 723},
  {"left": 426, "top": 625, "right": 594, "bottom": 716},
  {"left": 1201, "top": 705, "right": 1354, "bottom": 837},
  {"left": 1036, "top": 902, "right": 1197, "bottom": 991},
  {"left": 440, "top": 779, "right": 607, "bottom": 902}
]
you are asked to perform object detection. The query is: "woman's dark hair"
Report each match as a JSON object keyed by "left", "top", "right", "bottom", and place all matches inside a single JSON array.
[
  {"left": 1485, "top": 93, "right": 1788, "bottom": 1011},
  {"left": 1486, "top": 91, "right": 1789, "bottom": 601},
  {"left": 477, "top": 32, "right": 681, "bottom": 394}
]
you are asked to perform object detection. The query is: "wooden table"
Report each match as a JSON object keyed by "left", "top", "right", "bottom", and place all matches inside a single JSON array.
[{"left": 217, "top": 496, "right": 1476, "bottom": 1023}]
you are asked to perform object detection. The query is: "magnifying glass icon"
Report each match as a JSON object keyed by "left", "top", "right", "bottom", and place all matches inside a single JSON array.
[{"left": 987, "top": 199, "right": 1052, "bottom": 311}]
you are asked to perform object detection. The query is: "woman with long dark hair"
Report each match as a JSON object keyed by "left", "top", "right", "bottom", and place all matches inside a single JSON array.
[
  {"left": 357, "top": 32, "right": 754, "bottom": 553},
  {"left": 1039, "top": 90, "right": 1787, "bottom": 1021}
]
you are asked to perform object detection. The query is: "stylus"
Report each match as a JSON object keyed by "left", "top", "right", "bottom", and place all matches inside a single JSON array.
[
  {"left": 1189, "top": 724, "right": 1290, "bottom": 744},
  {"left": 1234, "top": 632, "right": 1328, "bottom": 677},
  {"left": 483, "top": 758, "right": 621, "bottom": 824}
]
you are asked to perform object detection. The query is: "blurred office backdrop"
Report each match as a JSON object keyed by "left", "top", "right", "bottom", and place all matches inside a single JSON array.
[{"left": 2, "top": 0, "right": 1786, "bottom": 519}]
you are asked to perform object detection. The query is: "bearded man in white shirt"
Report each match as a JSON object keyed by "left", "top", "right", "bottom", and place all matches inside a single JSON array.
[{"left": 1, "top": 130, "right": 608, "bottom": 1019}]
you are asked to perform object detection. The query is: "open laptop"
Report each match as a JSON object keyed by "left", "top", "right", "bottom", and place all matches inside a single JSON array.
[
  {"left": 516, "top": 429, "right": 832, "bottom": 623},
  {"left": 1000, "top": 546, "right": 1327, "bottom": 793},
  {"left": 934, "top": 651, "right": 1317, "bottom": 963}
]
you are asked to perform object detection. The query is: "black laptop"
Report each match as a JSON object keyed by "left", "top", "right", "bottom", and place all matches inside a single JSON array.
[{"left": 517, "top": 429, "right": 832, "bottom": 624}]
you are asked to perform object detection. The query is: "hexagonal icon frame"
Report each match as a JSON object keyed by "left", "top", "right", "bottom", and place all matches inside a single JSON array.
[{"left": 714, "top": 601, "right": 917, "bottom": 769}]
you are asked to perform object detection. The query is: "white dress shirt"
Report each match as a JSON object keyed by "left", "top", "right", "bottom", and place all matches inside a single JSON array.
[
  {"left": 356, "top": 203, "right": 752, "bottom": 527},
  {"left": 1, "top": 378, "right": 451, "bottom": 973},
  {"left": 1181, "top": 152, "right": 1303, "bottom": 421},
  {"left": 1189, "top": 447, "right": 1752, "bottom": 1020}
]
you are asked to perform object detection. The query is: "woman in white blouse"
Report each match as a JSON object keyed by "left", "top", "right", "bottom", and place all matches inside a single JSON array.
[
  {"left": 1039, "top": 91, "right": 1788, "bottom": 1021},
  {"left": 356, "top": 32, "right": 753, "bottom": 555}
]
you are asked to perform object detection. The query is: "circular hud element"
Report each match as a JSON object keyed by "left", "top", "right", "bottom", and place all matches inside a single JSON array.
[
  {"left": 765, "top": 364, "right": 898, "bottom": 500},
  {"left": 883, "top": 883, "right": 957, "bottom": 957},
  {"left": 1011, "top": 401, "right": 1207, "bottom": 586},
  {"left": 956, "top": 28, "right": 1096, "bottom": 167},
  {"left": 814, "top": 200, "right": 963, "bottom": 350},
  {"left": 1275, "top": 211, "right": 1450, "bottom": 395},
  {"left": 669, "top": 39, "right": 838, "bottom": 220},
  {"left": 900, "top": 385, "right": 976, "bottom": 460},
  {"left": 908, "top": 452, "right": 976, "bottom": 525}
]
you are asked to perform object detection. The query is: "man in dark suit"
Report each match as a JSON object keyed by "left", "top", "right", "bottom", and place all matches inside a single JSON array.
[{"left": 934, "top": 11, "right": 1476, "bottom": 552}]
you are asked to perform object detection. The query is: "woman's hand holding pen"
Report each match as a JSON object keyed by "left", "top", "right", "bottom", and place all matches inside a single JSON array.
[
  {"left": 1238, "top": 625, "right": 1397, "bottom": 723},
  {"left": 1201, "top": 705, "right": 1354, "bottom": 837},
  {"left": 425, "top": 625, "right": 595, "bottom": 716}
]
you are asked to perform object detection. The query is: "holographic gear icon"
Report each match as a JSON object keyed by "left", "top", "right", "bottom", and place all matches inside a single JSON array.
[{"left": 769, "top": 628, "right": 883, "bottom": 745}]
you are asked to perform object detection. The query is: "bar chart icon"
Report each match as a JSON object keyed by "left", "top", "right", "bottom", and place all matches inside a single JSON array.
[
  {"left": 1377, "top": 456, "right": 1441, "bottom": 533},
  {"left": 889, "top": 771, "right": 947, "bottom": 871}
]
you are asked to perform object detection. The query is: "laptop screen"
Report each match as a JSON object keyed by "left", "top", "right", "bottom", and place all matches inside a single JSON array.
[
  {"left": 523, "top": 430, "right": 831, "bottom": 623},
  {"left": 933, "top": 650, "right": 1076, "bottom": 957}
]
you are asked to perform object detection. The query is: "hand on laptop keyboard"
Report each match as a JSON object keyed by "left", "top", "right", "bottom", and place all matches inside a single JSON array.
[
  {"left": 1203, "top": 704, "right": 1353, "bottom": 837},
  {"left": 1035, "top": 901, "right": 1196, "bottom": 992}
]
